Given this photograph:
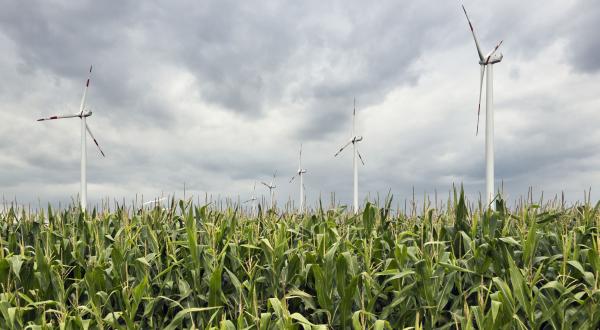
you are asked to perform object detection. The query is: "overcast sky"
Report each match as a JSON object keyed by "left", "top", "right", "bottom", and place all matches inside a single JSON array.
[{"left": 1, "top": 0, "right": 599, "bottom": 210}]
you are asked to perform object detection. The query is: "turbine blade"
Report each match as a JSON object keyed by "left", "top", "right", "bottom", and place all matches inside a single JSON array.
[
  {"left": 37, "top": 113, "right": 80, "bottom": 121},
  {"left": 476, "top": 64, "right": 485, "bottom": 136},
  {"left": 289, "top": 175, "right": 296, "bottom": 184},
  {"left": 85, "top": 123, "right": 105, "bottom": 157},
  {"left": 261, "top": 181, "right": 271, "bottom": 188},
  {"left": 357, "top": 149, "right": 365, "bottom": 165},
  {"left": 485, "top": 40, "right": 504, "bottom": 64},
  {"left": 79, "top": 65, "right": 93, "bottom": 115},
  {"left": 353, "top": 98, "right": 356, "bottom": 137},
  {"left": 461, "top": 5, "right": 485, "bottom": 62},
  {"left": 299, "top": 144, "right": 302, "bottom": 168},
  {"left": 334, "top": 140, "right": 353, "bottom": 157},
  {"left": 143, "top": 197, "right": 166, "bottom": 205}
]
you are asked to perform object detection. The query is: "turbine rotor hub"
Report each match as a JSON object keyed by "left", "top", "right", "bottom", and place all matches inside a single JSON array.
[{"left": 480, "top": 52, "right": 503, "bottom": 65}]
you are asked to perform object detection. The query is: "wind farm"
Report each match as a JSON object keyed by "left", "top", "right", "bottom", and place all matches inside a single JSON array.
[{"left": 1, "top": 2, "right": 600, "bottom": 329}]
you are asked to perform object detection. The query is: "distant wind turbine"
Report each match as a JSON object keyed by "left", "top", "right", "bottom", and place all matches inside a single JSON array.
[
  {"left": 243, "top": 182, "right": 258, "bottom": 216},
  {"left": 261, "top": 171, "right": 277, "bottom": 210},
  {"left": 37, "top": 66, "right": 105, "bottom": 211},
  {"left": 462, "top": 5, "right": 504, "bottom": 208},
  {"left": 334, "top": 99, "right": 365, "bottom": 214},
  {"left": 289, "top": 144, "right": 307, "bottom": 213}
]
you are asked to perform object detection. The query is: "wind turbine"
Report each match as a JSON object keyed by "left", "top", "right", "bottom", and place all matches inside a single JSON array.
[
  {"left": 462, "top": 5, "right": 504, "bottom": 208},
  {"left": 243, "top": 182, "right": 258, "bottom": 216},
  {"left": 289, "top": 144, "right": 307, "bottom": 213},
  {"left": 261, "top": 171, "right": 277, "bottom": 210},
  {"left": 37, "top": 66, "right": 105, "bottom": 211},
  {"left": 334, "top": 99, "right": 365, "bottom": 214}
]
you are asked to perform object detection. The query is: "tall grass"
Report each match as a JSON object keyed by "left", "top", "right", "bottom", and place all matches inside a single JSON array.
[{"left": 1, "top": 189, "right": 599, "bottom": 329}]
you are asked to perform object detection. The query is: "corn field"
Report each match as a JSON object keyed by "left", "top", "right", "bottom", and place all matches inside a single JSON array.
[{"left": 1, "top": 190, "right": 600, "bottom": 329}]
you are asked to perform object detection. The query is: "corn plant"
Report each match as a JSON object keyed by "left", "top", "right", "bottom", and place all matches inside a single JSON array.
[{"left": 0, "top": 189, "right": 599, "bottom": 329}]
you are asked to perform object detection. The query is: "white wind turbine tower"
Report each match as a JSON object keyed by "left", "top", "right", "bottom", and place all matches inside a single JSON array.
[
  {"left": 289, "top": 144, "right": 307, "bottom": 213},
  {"left": 243, "top": 182, "right": 258, "bottom": 216},
  {"left": 37, "top": 66, "right": 105, "bottom": 212},
  {"left": 334, "top": 99, "right": 365, "bottom": 214},
  {"left": 261, "top": 171, "right": 277, "bottom": 210},
  {"left": 462, "top": 5, "right": 504, "bottom": 209}
]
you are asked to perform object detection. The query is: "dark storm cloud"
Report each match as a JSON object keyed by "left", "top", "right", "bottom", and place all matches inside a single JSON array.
[
  {"left": 566, "top": 2, "right": 600, "bottom": 72},
  {"left": 1, "top": 1, "right": 438, "bottom": 130},
  {"left": 0, "top": 1, "right": 138, "bottom": 77},
  {"left": 128, "top": 1, "right": 459, "bottom": 135},
  {"left": 0, "top": 1, "right": 179, "bottom": 128},
  {"left": 289, "top": 2, "right": 454, "bottom": 139},
  {"left": 132, "top": 1, "right": 301, "bottom": 117},
  {"left": 461, "top": 1, "right": 599, "bottom": 74}
]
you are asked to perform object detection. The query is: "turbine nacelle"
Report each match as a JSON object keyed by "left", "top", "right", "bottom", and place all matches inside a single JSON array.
[
  {"left": 480, "top": 51, "right": 503, "bottom": 65},
  {"left": 352, "top": 136, "right": 363, "bottom": 143},
  {"left": 262, "top": 181, "right": 276, "bottom": 189}
]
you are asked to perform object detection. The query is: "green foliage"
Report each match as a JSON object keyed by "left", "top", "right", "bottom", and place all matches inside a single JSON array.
[{"left": 0, "top": 192, "right": 599, "bottom": 329}]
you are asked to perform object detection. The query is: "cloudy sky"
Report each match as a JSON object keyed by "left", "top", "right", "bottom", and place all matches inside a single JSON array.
[{"left": 1, "top": 0, "right": 599, "bottom": 210}]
